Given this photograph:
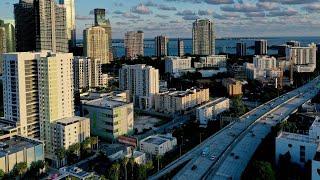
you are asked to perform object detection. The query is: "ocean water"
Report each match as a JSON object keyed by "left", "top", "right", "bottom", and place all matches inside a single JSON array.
[{"left": 111, "top": 36, "right": 320, "bottom": 58}]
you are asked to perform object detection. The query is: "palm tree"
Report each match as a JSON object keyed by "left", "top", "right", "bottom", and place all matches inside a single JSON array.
[
  {"left": 108, "top": 163, "right": 120, "bottom": 180},
  {"left": 90, "top": 137, "right": 98, "bottom": 150},
  {"left": 156, "top": 155, "right": 162, "bottom": 172},
  {"left": 122, "top": 157, "right": 129, "bottom": 180},
  {"left": 56, "top": 147, "right": 66, "bottom": 167},
  {"left": 129, "top": 157, "right": 135, "bottom": 180},
  {"left": 0, "top": 169, "right": 4, "bottom": 179},
  {"left": 12, "top": 162, "right": 27, "bottom": 179}
]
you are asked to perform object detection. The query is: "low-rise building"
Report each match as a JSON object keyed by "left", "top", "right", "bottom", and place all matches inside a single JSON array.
[
  {"left": 0, "top": 136, "right": 44, "bottom": 173},
  {"left": 132, "top": 150, "right": 146, "bottom": 165},
  {"left": 286, "top": 43, "right": 317, "bottom": 73},
  {"left": 59, "top": 166, "right": 99, "bottom": 180},
  {"left": 196, "top": 98, "right": 230, "bottom": 127},
  {"left": 154, "top": 88, "right": 209, "bottom": 115},
  {"left": 165, "top": 56, "right": 192, "bottom": 77},
  {"left": 82, "top": 98, "right": 134, "bottom": 140},
  {"left": 139, "top": 134, "right": 177, "bottom": 155},
  {"left": 222, "top": 78, "right": 242, "bottom": 96},
  {"left": 194, "top": 55, "right": 227, "bottom": 68}
]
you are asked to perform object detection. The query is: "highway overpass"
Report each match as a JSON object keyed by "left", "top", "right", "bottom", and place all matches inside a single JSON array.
[{"left": 149, "top": 76, "right": 320, "bottom": 180}]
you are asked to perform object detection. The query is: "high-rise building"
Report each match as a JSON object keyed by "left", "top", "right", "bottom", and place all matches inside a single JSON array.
[
  {"left": 73, "top": 57, "right": 91, "bottom": 91},
  {"left": 94, "top": 8, "right": 112, "bottom": 62},
  {"left": 253, "top": 55, "right": 277, "bottom": 70},
  {"left": 83, "top": 26, "right": 109, "bottom": 64},
  {"left": 0, "top": 20, "right": 15, "bottom": 53},
  {"left": 155, "top": 35, "right": 169, "bottom": 57},
  {"left": 178, "top": 38, "right": 184, "bottom": 57},
  {"left": 3, "top": 51, "right": 49, "bottom": 138},
  {"left": 0, "top": 27, "right": 5, "bottom": 75},
  {"left": 236, "top": 42, "right": 246, "bottom": 57},
  {"left": 119, "top": 64, "right": 159, "bottom": 109},
  {"left": 255, "top": 40, "right": 268, "bottom": 55},
  {"left": 124, "top": 31, "right": 144, "bottom": 59},
  {"left": 59, "top": 0, "right": 76, "bottom": 48},
  {"left": 286, "top": 43, "right": 317, "bottom": 72},
  {"left": 192, "top": 19, "right": 215, "bottom": 56},
  {"left": 14, "top": 0, "right": 68, "bottom": 53},
  {"left": 90, "top": 58, "right": 103, "bottom": 88},
  {"left": 286, "top": 41, "right": 300, "bottom": 47}
]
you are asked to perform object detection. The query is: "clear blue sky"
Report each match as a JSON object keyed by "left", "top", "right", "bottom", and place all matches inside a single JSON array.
[{"left": 0, "top": 0, "right": 319, "bottom": 38}]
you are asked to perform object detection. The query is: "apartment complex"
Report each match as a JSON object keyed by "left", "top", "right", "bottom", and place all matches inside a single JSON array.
[
  {"left": 124, "top": 31, "right": 144, "bottom": 59},
  {"left": 83, "top": 26, "right": 108, "bottom": 64},
  {"left": 59, "top": 0, "right": 76, "bottom": 48},
  {"left": 165, "top": 56, "right": 192, "bottom": 74},
  {"left": 82, "top": 98, "right": 134, "bottom": 140},
  {"left": 253, "top": 55, "right": 277, "bottom": 70},
  {"left": 154, "top": 88, "right": 209, "bottom": 114},
  {"left": 73, "top": 57, "right": 91, "bottom": 91},
  {"left": 178, "top": 38, "right": 184, "bottom": 57},
  {"left": 119, "top": 64, "right": 159, "bottom": 110},
  {"left": 236, "top": 42, "right": 246, "bottom": 57},
  {"left": 194, "top": 55, "right": 227, "bottom": 68},
  {"left": 0, "top": 136, "right": 44, "bottom": 173},
  {"left": 255, "top": 39, "right": 268, "bottom": 55},
  {"left": 155, "top": 35, "right": 169, "bottom": 57},
  {"left": 140, "top": 134, "right": 177, "bottom": 155},
  {"left": 222, "top": 78, "right": 243, "bottom": 96},
  {"left": 14, "top": 0, "right": 68, "bottom": 52},
  {"left": 286, "top": 43, "right": 317, "bottom": 72},
  {"left": 192, "top": 19, "right": 215, "bottom": 56},
  {"left": 94, "top": 8, "right": 113, "bottom": 62},
  {"left": 196, "top": 98, "right": 230, "bottom": 127},
  {"left": 0, "top": 20, "right": 15, "bottom": 52}
]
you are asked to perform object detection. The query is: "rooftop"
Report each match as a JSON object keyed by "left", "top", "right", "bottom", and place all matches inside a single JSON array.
[
  {"left": 0, "top": 136, "right": 43, "bottom": 157},
  {"left": 141, "top": 134, "right": 176, "bottom": 145},
  {"left": 55, "top": 116, "right": 89, "bottom": 126},
  {"left": 82, "top": 98, "right": 130, "bottom": 109},
  {"left": 197, "top": 98, "right": 229, "bottom": 109},
  {"left": 277, "top": 131, "right": 319, "bottom": 144}
]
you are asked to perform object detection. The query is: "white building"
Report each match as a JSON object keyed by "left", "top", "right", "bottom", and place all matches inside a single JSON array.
[
  {"left": 119, "top": 64, "right": 159, "bottom": 110},
  {"left": 245, "top": 55, "right": 282, "bottom": 80},
  {"left": 286, "top": 43, "right": 317, "bottom": 72},
  {"left": 253, "top": 55, "right": 277, "bottom": 70},
  {"left": 196, "top": 98, "right": 230, "bottom": 127},
  {"left": 194, "top": 55, "right": 227, "bottom": 68},
  {"left": 165, "top": 56, "right": 192, "bottom": 76},
  {"left": 124, "top": 31, "right": 144, "bottom": 59},
  {"left": 140, "top": 134, "right": 177, "bottom": 155},
  {"left": 73, "top": 57, "right": 91, "bottom": 91},
  {"left": 192, "top": 19, "right": 215, "bottom": 56},
  {"left": 59, "top": 0, "right": 76, "bottom": 47}
]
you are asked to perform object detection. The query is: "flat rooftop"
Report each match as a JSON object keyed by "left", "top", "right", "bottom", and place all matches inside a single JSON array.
[
  {"left": 141, "top": 135, "right": 175, "bottom": 145},
  {"left": 277, "top": 131, "right": 318, "bottom": 144},
  {"left": 0, "top": 136, "right": 43, "bottom": 157},
  {"left": 82, "top": 98, "right": 129, "bottom": 109},
  {"left": 198, "top": 98, "right": 229, "bottom": 109},
  {"left": 55, "top": 116, "right": 88, "bottom": 126}
]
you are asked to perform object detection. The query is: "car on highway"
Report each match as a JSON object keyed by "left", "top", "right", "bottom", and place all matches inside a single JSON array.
[
  {"left": 202, "top": 147, "right": 209, "bottom": 157},
  {"left": 210, "top": 155, "right": 216, "bottom": 161}
]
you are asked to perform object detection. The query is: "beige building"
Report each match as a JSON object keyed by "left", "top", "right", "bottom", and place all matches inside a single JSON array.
[
  {"left": 124, "top": 31, "right": 144, "bottom": 59},
  {"left": 286, "top": 43, "right": 317, "bottom": 72},
  {"left": 140, "top": 134, "right": 177, "bottom": 156},
  {"left": 154, "top": 88, "right": 209, "bottom": 114},
  {"left": 59, "top": 0, "right": 76, "bottom": 48},
  {"left": 155, "top": 35, "right": 169, "bottom": 57},
  {"left": 83, "top": 26, "right": 109, "bottom": 64},
  {"left": 82, "top": 98, "right": 134, "bottom": 140},
  {"left": 222, "top": 78, "right": 243, "bottom": 96},
  {"left": 119, "top": 64, "right": 159, "bottom": 110}
]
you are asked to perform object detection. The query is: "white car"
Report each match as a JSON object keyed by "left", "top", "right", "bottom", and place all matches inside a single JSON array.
[{"left": 210, "top": 155, "right": 216, "bottom": 161}]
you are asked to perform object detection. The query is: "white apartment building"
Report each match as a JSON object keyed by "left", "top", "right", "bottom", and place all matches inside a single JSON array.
[
  {"left": 286, "top": 43, "right": 317, "bottom": 73},
  {"left": 165, "top": 56, "right": 192, "bottom": 75},
  {"left": 194, "top": 55, "right": 227, "bottom": 68},
  {"left": 196, "top": 98, "right": 230, "bottom": 127},
  {"left": 119, "top": 64, "right": 159, "bottom": 110},
  {"left": 155, "top": 35, "right": 169, "bottom": 57},
  {"left": 139, "top": 134, "right": 177, "bottom": 156},
  {"left": 59, "top": 0, "right": 76, "bottom": 47},
  {"left": 124, "top": 31, "right": 144, "bottom": 59},
  {"left": 83, "top": 26, "right": 109, "bottom": 64},
  {"left": 275, "top": 117, "right": 320, "bottom": 180},
  {"left": 154, "top": 88, "right": 209, "bottom": 115},
  {"left": 253, "top": 55, "right": 277, "bottom": 70},
  {"left": 82, "top": 98, "right": 134, "bottom": 140}
]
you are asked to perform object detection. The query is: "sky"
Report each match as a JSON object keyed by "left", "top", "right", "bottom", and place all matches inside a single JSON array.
[{"left": 1, "top": 0, "right": 320, "bottom": 39}]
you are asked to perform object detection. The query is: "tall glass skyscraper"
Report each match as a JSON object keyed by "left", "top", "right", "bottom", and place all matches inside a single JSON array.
[{"left": 192, "top": 19, "right": 215, "bottom": 56}]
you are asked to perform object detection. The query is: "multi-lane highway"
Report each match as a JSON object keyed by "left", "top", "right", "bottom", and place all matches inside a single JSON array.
[{"left": 149, "top": 76, "right": 320, "bottom": 180}]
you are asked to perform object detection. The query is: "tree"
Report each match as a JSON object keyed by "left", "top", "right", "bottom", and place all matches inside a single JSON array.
[
  {"left": 108, "top": 163, "right": 120, "bottom": 180},
  {"left": 231, "top": 95, "right": 247, "bottom": 117},
  {"left": 135, "top": 164, "right": 147, "bottom": 180},
  {"left": 0, "top": 169, "right": 4, "bottom": 179},
  {"left": 12, "top": 162, "right": 27, "bottom": 179},
  {"left": 90, "top": 137, "right": 98, "bottom": 150},
  {"left": 242, "top": 161, "right": 275, "bottom": 180},
  {"left": 129, "top": 157, "right": 135, "bottom": 180},
  {"left": 56, "top": 147, "right": 66, "bottom": 167},
  {"left": 156, "top": 155, "right": 162, "bottom": 172},
  {"left": 121, "top": 157, "right": 129, "bottom": 180}
]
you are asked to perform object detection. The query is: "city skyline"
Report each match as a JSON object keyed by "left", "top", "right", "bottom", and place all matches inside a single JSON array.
[{"left": 1, "top": 0, "right": 320, "bottom": 38}]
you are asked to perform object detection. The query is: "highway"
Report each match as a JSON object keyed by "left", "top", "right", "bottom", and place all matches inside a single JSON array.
[{"left": 149, "top": 76, "right": 320, "bottom": 180}]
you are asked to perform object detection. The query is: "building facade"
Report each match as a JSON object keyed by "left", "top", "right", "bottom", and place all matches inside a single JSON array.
[
  {"left": 253, "top": 55, "right": 277, "bottom": 70},
  {"left": 192, "top": 19, "right": 215, "bottom": 56},
  {"left": 286, "top": 43, "right": 317, "bottom": 73},
  {"left": 194, "top": 55, "right": 227, "bottom": 68},
  {"left": 73, "top": 57, "right": 91, "bottom": 91},
  {"left": 165, "top": 57, "right": 192, "bottom": 74},
  {"left": 83, "top": 26, "right": 108, "bottom": 64},
  {"left": 124, "top": 31, "right": 144, "bottom": 59},
  {"left": 155, "top": 35, "right": 169, "bottom": 57},
  {"left": 119, "top": 64, "right": 159, "bottom": 110},
  {"left": 255, "top": 40, "right": 268, "bottom": 55},
  {"left": 94, "top": 8, "right": 112, "bottom": 62},
  {"left": 178, "top": 38, "right": 184, "bottom": 57},
  {"left": 154, "top": 88, "right": 210, "bottom": 115},
  {"left": 222, "top": 78, "right": 243, "bottom": 96},
  {"left": 59, "top": 0, "right": 76, "bottom": 48},
  {"left": 236, "top": 42, "right": 246, "bottom": 57},
  {"left": 82, "top": 98, "right": 134, "bottom": 140}
]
